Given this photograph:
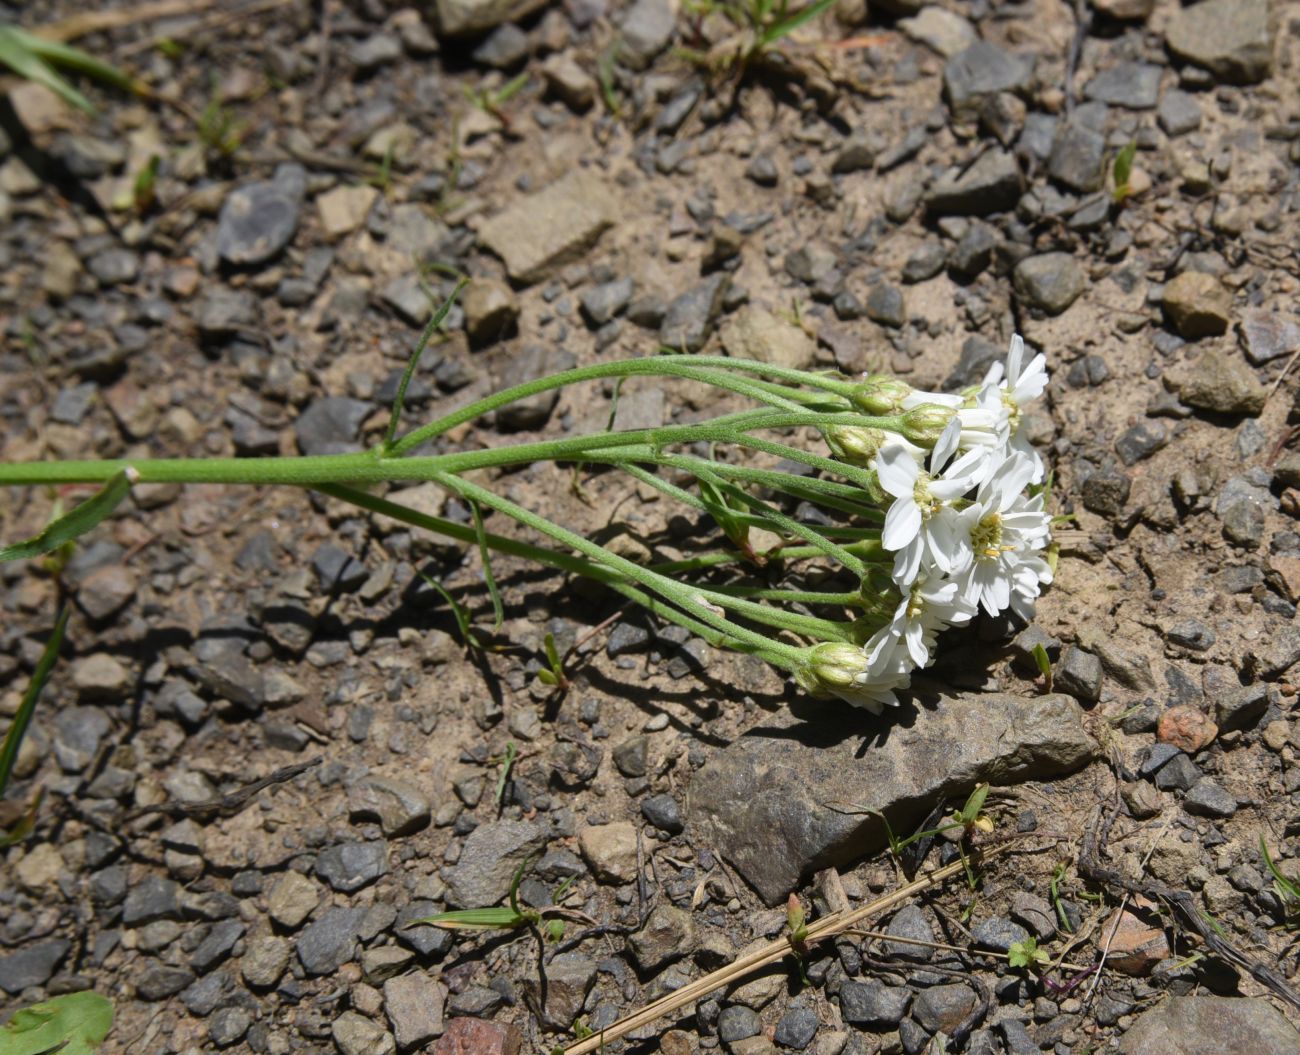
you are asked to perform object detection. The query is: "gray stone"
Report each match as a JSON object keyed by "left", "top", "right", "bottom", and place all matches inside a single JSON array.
[
  {"left": 774, "top": 1005, "right": 818, "bottom": 1050},
  {"left": 217, "top": 164, "right": 305, "bottom": 267},
  {"left": 950, "top": 223, "right": 995, "bottom": 281},
  {"left": 348, "top": 776, "right": 431, "bottom": 837},
  {"left": 746, "top": 154, "right": 779, "bottom": 186},
  {"left": 971, "top": 916, "right": 1030, "bottom": 952},
  {"left": 902, "top": 243, "right": 948, "bottom": 283},
  {"left": 883, "top": 905, "right": 935, "bottom": 961},
  {"left": 1172, "top": 349, "right": 1264, "bottom": 416},
  {"left": 1184, "top": 779, "right": 1237, "bottom": 818},
  {"left": 352, "top": 32, "right": 403, "bottom": 71},
  {"left": 520, "top": 953, "right": 596, "bottom": 1030},
  {"left": 1162, "top": 271, "right": 1232, "bottom": 339},
  {"left": 295, "top": 396, "right": 373, "bottom": 455},
  {"left": 1010, "top": 892, "right": 1057, "bottom": 939},
  {"left": 472, "top": 24, "right": 528, "bottom": 68},
  {"left": 394, "top": 901, "right": 454, "bottom": 958},
  {"left": 925, "top": 149, "right": 1023, "bottom": 216},
  {"left": 313, "top": 544, "right": 368, "bottom": 592},
  {"left": 333, "top": 1011, "right": 396, "bottom": 1055},
  {"left": 1056, "top": 646, "right": 1103, "bottom": 702},
  {"left": 1166, "top": 619, "right": 1215, "bottom": 651},
  {"left": 195, "top": 287, "right": 257, "bottom": 337},
  {"left": 660, "top": 275, "right": 729, "bottom": 352},
  {"left": 865, "top": 284, "right": 906, "bottom": 328},
  {"left": 1240, "top": 310, "right": 1300, "bottom": 365},
  {"left": 612, "top": 735, "right": 649, "bottom": 777},
  {"left": 137, "top": 964, "right": 195, "bottom": 1000},
  {"left": 628, "top": 904, "right": 695, "bottom": 974},
  {"left": 620, "top": 0, "right": 675, "bottom": 69},
  {"left": 316, "top": 841, "right": 389, "bottom": 892},
  {"left": 0, "top": 939, "right": 70, "bottom": 994},
  {"left": 53, "top": 705, "right": 111, "bottom": 771},
  {"left": 1048, "top": 119, "right": 1107, "bottom": 192},
  {"left": 719, "top": 305, "right": 815, "bottom": 369},
  {"left": 180, "top": 971, "right": 236, "bottom": 1016},
  {"left": 88, "top": 248, "right": 140, "bottom": 286},
  {"left": 462, "top": 278, "right": 519, "bottom": 346},
  {"left": 478, "top": 170, "right": 617, "bottom": 285},
  {"left": 190, "top": 920, "right": 245, "bottom": 973},
  {"left": 1155, "top": 753, "right": 1203, "bottom": 791},
  {"left": 641, "top": 792, "right": 684, "bottom": 834},
  {"left": 785, "top": 242, "right": 838, "bottom": 284},
  {"left": 581, "top": 277, "right": 635, "bottom": 326},
  {"left": 1115, "top": 422, "right": 1168, "bottom": 466},
  {"left": 495, "top": 345, "right": 577, "bottom": 430},
  {"left": 1014, "top": 253, "right": 1086, "bottom": 315},
  {"left": 912, "top": 983, "right": 977, "bottom": 1035},
  {"left": 384, "top": 974, "right": 447, "bottom": 1049},
  {"left": 899, "top": 7, "right": 976, "bottom": 58},
  {"left": 831, "top": 132, "right": 878, "bottom": 174},
  {"left": 840, "top": 979, "right": 911, "bottom": 1027},
  {"left": 688, "top": 694, "right": 1096, "bottom": 903},
  {"left": 719, "top": 1005, "right": 763, "bottom": 1043},
  {"left": 381, "top": 274, "right": 434, "bottom": 326},
  {"left": 1165, "top": 0, "right": 1277, "bottom": 85},
  {"left": 1119, "top": 995, "right": 1300, "bottom": 1055},
  {"left": 123, "top": 875, "right": 182, "bottom": 926},
  {"left": 943, "top": 42, "right": 1035, "bottom": 113},
  {"left": 1081, "top": 469, "right": 1131, "bottom": 517},
  {"left": 1083, "top": 63, "right": 1162, "bottom": 109},
  {"left": 77, "top": 565, "right": 137, "bottom": 622},
  {"left": 1158, "top": 89, "right": 1202, "bottom": 136},
  {"left": 209, "top": 1007, "right": 251, "bottom": 1048},
  {"left": 296, "top": 906, "right": 367, "bottom": 975},
  {"left": 445, "top": 820, "right": 549, "bottom": 907},
  {"left": 436, "top": 0, "right": 549, "bottom": 35}
]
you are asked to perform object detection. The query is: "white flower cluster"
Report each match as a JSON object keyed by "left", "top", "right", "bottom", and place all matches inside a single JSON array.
[{"left": 823, "top": 335, "right": 1054, "bottom": 713}]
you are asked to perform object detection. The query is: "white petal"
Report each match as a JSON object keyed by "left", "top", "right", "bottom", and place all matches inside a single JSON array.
[
  {"left": 931, "top": 418, "right": 962, "bottom": 473},
  {"left": 875, "top": 444, "right": 919, "bottom": 499},
  {"left": 1006, "top": 334, "right": 1024, "bottom": 385},
  {"left": 883, "top": 499, "right": 922, "bottom": 552}
]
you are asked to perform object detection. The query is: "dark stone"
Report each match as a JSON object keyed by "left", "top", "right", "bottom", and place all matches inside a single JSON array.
[
  {"left": 865, "top": 284, "right": 906, "bottom": 328},
  {"left": 912, "top": 983, "right": 978, "bottom": 1034},
  {"left": 1048, "top": 119, "right": 1107, "bottom": 193},
  {"left": 1081, "top": 470, "right": 1131, "bottom": 518},
  {"left": 0, "top": 940, "right": 71, "bottom": 994},
  {"left": 612, "top": 735, "right": 649, "bottom": 778},
  {"left": 294, "top": 397, "right": 373, "bottom": 456},
  {"left": 312, "top": 544, "right": 368, "bottom": 592},
  {"left": 774, "top": 1005, "right": 819, "bottom": 1049},
  {"left": 902, "top": 243, "right": 948, "bottom": 284},
  {"left": 495, "top": 345, "right": 578, "bottom": 430},
  {"left": 1055, "top": 647, "right": 1102, "bottom": 703},
  {"left": 659, "top": 275, "right": 730, "bottom": 353},
  {"left": 1166, "top": 619, "right": 1215, "bottom": 651},
  {"left": 123, "top": 876, "right": 182, "bottom": 926},
  {"left": 718, "top": 1005, "right": 761, "bottom": 1043},
  {"left": 746, "top": 155, "right": 779, "bottom": 186},
  {"left": 1154, "top": 753, "right": 1202, "bottom": 792},
  {"left": 580, "top": 277, "right": 634, "bottom": 327},
  {"left": 217, "top": 164, "right": 305, "bottom": 267},
  {"left": 840, "top": 979, "right": 911, "bottom": 1027},
  {"left": 190, "top": 920, "right": 246, "bottom": 974},
  {"left": 943, "top": 336, "right": 1001, "bottom": 390},
  {"left": 1014, "top": 253, "right": 1086, "bottom": 314},
  {"left": 296, "top": 906, "right": 368, "bottom": 975},
  {"left": 925, "top": 149, "right": 1023, "bottom": 216},
  {"left": 950, "top": 223, "right": 996, "bottom": 281},
  {"left": 394, "top": 901, "right": 454, "bottom": 958},
  {"left": 1158, "top": 89, "right": 1201, "bottom": 136},
  {"left": 1115, "top": 421, "right": 1169, "bottom": 465},
  {"left": 137, "top": 964, "right": 196, "bottom": 1000},
  {"left": 1084, "top": 63, "right": 1161, "bottom": 109},
  {"left": 315, "top": 841, "right": 389, "bottom": 892},
  {"left": 1183, "top": 779, "right": 1237, "bottom": 818},
  {"left": 943, "top": 42, "right": 1035, "bottom": 113},
  {"left": 641, "top": 793, "right": 684, "bottom": 834},
  {"left": 971, "top": 916, "right": 1030, "bottom": 952}
]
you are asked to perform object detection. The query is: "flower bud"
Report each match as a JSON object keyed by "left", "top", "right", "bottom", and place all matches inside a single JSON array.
[
  {"left": 800, "top": 641, "right": 871, "bottom": 698},
  {"left": 849, "top": 375, "right": 913, "bottom": 416},
  {"left": 857, "top": 568, "right": 901, "bottom": 623},
  {"left": 899, "top": 402, "right": 956, "bottom": 448},
  {"left": 823, "top": 425, "right": 887, "bottom": 466}
]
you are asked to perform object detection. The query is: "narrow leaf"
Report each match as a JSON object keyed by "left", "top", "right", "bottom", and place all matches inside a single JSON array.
[
  {"left": 762, "top": 0, "right": 837, "bottom": 47},
  {"left": 471, "top": 500, "right": 504, "bottom": 630},
  {"left": 0, "top": 470, "right": 134, "bottom": 563},
  {"left": 407, "top": 908, "right": 528, "bottom": 930},
  {"left": 0, "top": 607, "right": 68, "bottom": 799},
  {"left": 0, "top": 27, "right": 96, "bottom": 114},
  {"left": 383, "top": 278, "right": 467, "bottom": 451}
]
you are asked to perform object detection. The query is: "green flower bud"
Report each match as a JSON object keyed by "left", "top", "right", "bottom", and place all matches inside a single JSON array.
[
  {"left": 858, "top": 567, "right": 901, "bottom": 623},
  {"left": 899, "top": 402, "right": 956, "bottom": 448},
  {"left": 848, "top": 375, "right": 913, "bottom": 416},
  {"left": 823, "top": 425, "right": 888, "bottom": 466},
  {"left": 800, "top": 641, "right": 870, "bottom": 698}
]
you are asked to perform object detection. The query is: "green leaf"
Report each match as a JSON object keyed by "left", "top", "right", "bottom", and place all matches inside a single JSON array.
[
  {"left": 0, "top": 991, "right": 114, "bottom": 1055},
  {"left": 0, "top": 26, "right": 97, "bottom": 115},
  {"left": 1261, "top": 836, "right": 1300, "bottom": 907},
  {"left": 471, "top": 501, "right": 504, "bottom": 631},
  {"left": 1112, "top": 141, "right": 1137, "bottom": 199},
  {"left": 408, "top": 907, "right": 529, "bottom": 930},
  {"left": 0, "top": 470, "right": 134, "bottom": 563},
  {"left": 382, "top": 278, "right": 467, "bottom": 451},
  {"left": 1031, "top": 643, "right": 1053, "bottom": 691},
  {"left": 760, "top": 0, "right": 837, "bottom": 48},
  {"left": 1007, "top": 937, "right": 1038, "bottom": 969},
  {"left": 958, "top": 783, "right": 990, "bottom": 825},
  {"left": 0, "top": 607, "right": 68, "bottom": 799},
  {"left": 494, "top": 741, "right": 518, "bottom": 806}
]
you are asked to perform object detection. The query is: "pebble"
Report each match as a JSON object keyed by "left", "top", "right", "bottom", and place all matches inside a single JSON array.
[
  {"left": 316, "top": 840, "right": 389, "bottom": 892},
  {"left": 472, "top": 24, "right": 528, "bottom": 68},
  {"left": 1240, "top": 310, "right": 1300, "bottom": 365},
  {"left": 217, "top": 163, "right": 305, "bottom": 267},
  {"left": 1013, "top": 253, "right": 1086, "bottom": 314},
  {"left": 445, "top": 820, "right": 549, "bottom": 907},
  {"left": 268, "top": 871, "right": 321, "bottom": 929},
  {"left": 209, "top": 1007, "right": 251, "bottom": 1048},
  {"left": 0, "top": 939, "right": 71, "bottom": 994},
  {"left": 1083, "top": 63, "right": 1161, "bottom": 109},
  {"left": 333, "top": 1010, "right": 397, "bottom": 1055},
  {"left": 613, "top": 735, "right": 649, "bottom": 777},
  {"left": 943, "top": 42, "right": 1035, "bottom": 114},
  {"left": 719, "top": 306, "right": 815, "bottom": 369},
  {"left": 971, "top": 916, "right": 1030, "bottom": 953},
  {"left": 629, "top": 903, "right": 695, "bottom": 973},
  {"left": 619, "top": 0, "right": 675, "bottom": 69},
  {"left": 641, "top": 792, "right": 684, "bottom": 834},
  {"left": 348, "top": 776, "right": 431, "bottom": 837},
  {"left": 1055, "top": 646, "right": 1102, "bottom": 702},
  {"left": 578, "top": 821, "right": 638, "bottom": 883},
  {"left": 1184, "top": 779, "right": 1237, "bottom": 818},
  {"left": 774, "top": 1005, "right": 819, "bottom": 1050},
  {"left": 77, "top": 564, "right": 137, "bottom": 622},
  {"left": 719, "top": 1005, "right": 762, "bottom": 1043},
  {"left": 1173, "top": 349, "right": 1265, "bottom": 416},
  {"left": 902, "top": 243, "right": 948, "bottom": 283},
  {"left": 297, "top": 906, "right": 367, "bottom": 975},
  {"left": 241, "top": 934, "right": 291, "bottom": 988},
  {"left": 899, "top": 7, "right": 976, "bottom": 58},
  {"left": 1115, "top": 421, "right": 1168, "bottom": 466},
  {"left": 1161, "top": 271, "right": 1231, "bottom": 338},
  {"left": 580, "top": 277, "right": 635, "bottom": 327},
  {"left": 1158, "top": 89, "right": 1202, "bottom": 136},
  {"left": 294, "top": 396, "right": 373, "bottom": 455},
  {"left": 1121, "top": 995, "right": 1300, "bottom": 1055},
  {"left": 384, "top": 974, "right": 447, "bottom": 1049},
  {"left": 839, "top": 979, "right": 911, "bottom": 1027},
  {"left": 495, "top": 345, "right": 576, "bottom": 430},
  {"left": 1081, "top": 469, "right": 1131, "bottom": 518},
  {"left": 1048, "top": 119, "right": 1106, "bottom": 193},
  {"left": 660, "top": 275, "right": 729, "bottom": 352},
  {"left": 316, "top": 184, "right": 378, "bottom": 239},
  {"left": 912, "top": 983, "right": 978, "bottom": 1034},
  {"left": 925, "top": 149, "right": 1023, "bottom": 216},
  {"left": 1164, "top": 0, "right": 1276, "bottom": 85}
]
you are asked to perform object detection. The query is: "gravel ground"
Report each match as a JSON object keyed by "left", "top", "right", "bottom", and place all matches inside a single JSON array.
[{"left": 2, "top": 0, "right": 1300, "bottom": 1053}]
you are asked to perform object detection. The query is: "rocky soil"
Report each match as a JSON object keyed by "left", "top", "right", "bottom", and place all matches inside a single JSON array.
[{"left": 2, "top": 0, "right": 1300, "bottom": 1053}]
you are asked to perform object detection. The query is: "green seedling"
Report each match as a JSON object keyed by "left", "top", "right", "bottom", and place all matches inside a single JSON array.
[
  {"left": 369, "top": 139, "right": 396, "bottom": 197},
  {"left": 412, "top": 857, "right": 591, "bottom": 943},
  {"left": 130, "top": 154, "right": 161, "bottom": 215},
  {"left": 786, "top": 893, "right": 811, "bottom": 985},
  {"left": 493, "top": 741, "right": 518, "bottom": 806},
  {"left": 1031, "top": 642, "right": 1053, "bottom": 692},
  {"left": 1260, "top": 837, "right": 1300, "bottom": 926},
  {"left": 0, "top": 606, "right": 67, "bottom": 845},
  {"left": 464, "top": 72, "right": 530, "bottom": 125},
  {"left": 0, "top": 23, "right": 139, "bottom": 115},
  {"left": 419, "top": 573, "right": 487, "bottom": 654},
  {"left": 1049, "top": 862, "right": 1073, "bottom": 934},
  {"left": 1007, "top": 935, "right": 1051, "bottom": 970},
  {"left": 536, "top": 634, "right": 571, "bottom": 693},
  {"left": 1111, "top": 142, "right": 1138, "bottom": 204},
  {"left": 0, "top": 990, "right": 113, "bottom": 1055},
  {"left": 196, "top": 76, "right": 245, "bottom": 158},
  {"left": 596, "top": 44, "right": 622, "bottom": 118},
  {"left": 678, "top": 0, "right": 838, "bottom": 78}
]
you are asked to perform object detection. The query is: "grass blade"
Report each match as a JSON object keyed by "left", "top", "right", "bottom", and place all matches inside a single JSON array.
[
  {"left": 383, "top": 278, "right": 467, "bottom": 452},
  {"left": 0, "top": 470, "right": 135, "bottom": 563},
  {"left": 471, "top": 500, "right": 504, "bottom": 630},
  {"left": 0, "top": 607, "right": 68, "bottom": 799},
  {"left": 0, "top": 25, "right": 97, "bottom": 114},
  {"left": 761, "top": 0, "right": 837, "bottom": 48},
  {"left": 407, "top": 907, "right": 528, "bottom": 930}
]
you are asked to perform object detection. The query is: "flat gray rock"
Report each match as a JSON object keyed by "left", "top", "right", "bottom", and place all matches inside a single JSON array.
[
  {"left": 478, "top": 169, "right": 617, "bottom": 285},
  {"left": 435, "top": 0, "right": 550, "bottom": 35},
  {"left": 1165, "top": 0, "right": 1277, "bottom": 85},
  {"left": 444, "top": 820, "right": 550, "bottom": 908},
  {"left": 688, "top": 693, "right": 1097, "bottom": 903},
  {"left": 1119, "top": 995, "right": 1300, "bottom": 1055}
]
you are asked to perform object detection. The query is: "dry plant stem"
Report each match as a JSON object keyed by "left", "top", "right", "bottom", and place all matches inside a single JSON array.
[
  {"left": 562, "top": 848, "right": 1006, "bottom": 1055},
  {"left": 847, "top": 928, "right": 1094, "bottom": 974}
]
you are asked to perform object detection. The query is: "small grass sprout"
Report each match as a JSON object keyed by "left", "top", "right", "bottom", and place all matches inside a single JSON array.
[
  {"left": 1260, "top": 836, "right": 1300, "bottom": 926},
  {"left": 0, "top": 23, "right": 139, "bottom": 115}
]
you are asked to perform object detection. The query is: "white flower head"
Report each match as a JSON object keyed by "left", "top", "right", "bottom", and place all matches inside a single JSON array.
[
  {"left": 984, "top": 334, "right": 1049, "bottom": 483},
  {"left": 865, "top": 574, "right": 978, "bottom": 674},
  {"left": 954, "top": 450, "right": 1053, "bottom": 617},
  {"left": 876, "top": 419, "right": 984, "bottom": 586},
  {"left": 802, "top": 641, "right": 910, "bottom": 714}
]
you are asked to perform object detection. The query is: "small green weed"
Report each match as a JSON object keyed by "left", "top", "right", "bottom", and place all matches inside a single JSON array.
[
  {"left": 0, "top": 23, "right": 138, "bottom": 115},
  {"left": 0, "top": 990, "right": 113, "bottom": 1055},
  {"left": 1111, "top": 142, "right": 1138, "bottom": 204},
  {"left": 1260, "top": 837, "right": 1300, "bottom": 926}
]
